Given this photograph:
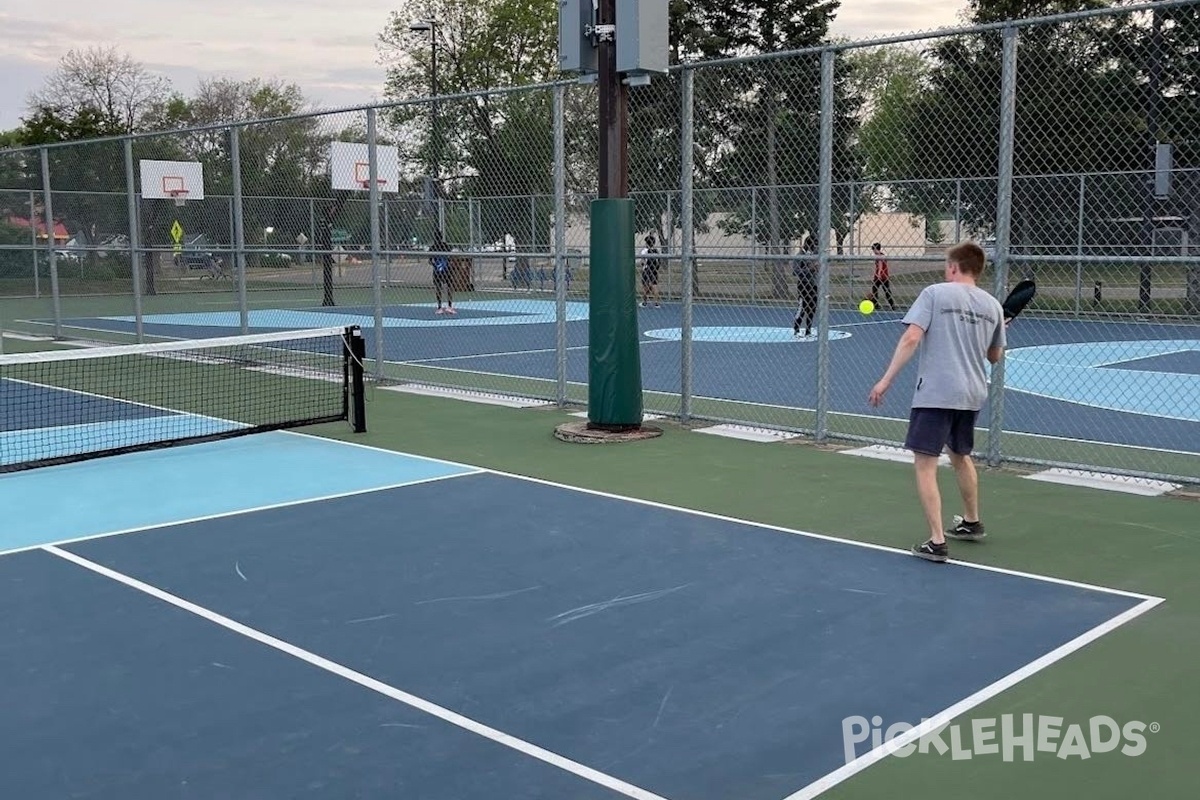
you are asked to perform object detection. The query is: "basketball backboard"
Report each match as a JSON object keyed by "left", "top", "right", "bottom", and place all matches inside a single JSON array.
[
  {"left": 330, "top": 141, "right": 400, "bottom": 193},
  {"left": 140, "top": 160, "right": 204, "bottom": 204}
]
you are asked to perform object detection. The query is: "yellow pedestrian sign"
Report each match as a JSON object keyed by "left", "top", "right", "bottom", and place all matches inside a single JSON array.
[{"left": 170, "top": 220, "right": 184, "bottom": 253}]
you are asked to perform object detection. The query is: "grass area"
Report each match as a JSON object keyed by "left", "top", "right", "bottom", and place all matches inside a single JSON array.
[{"left": 306, "top": 387, "right": 1198, "bottom": 800}]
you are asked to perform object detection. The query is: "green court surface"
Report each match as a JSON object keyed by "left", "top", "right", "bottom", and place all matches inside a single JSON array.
[{"left": 306, "top": 388, "right": 1195, "bottom": 800}]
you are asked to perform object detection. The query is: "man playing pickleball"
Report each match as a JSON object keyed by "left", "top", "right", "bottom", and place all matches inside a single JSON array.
[{"left": 867, "top": 241, "right": 1006, "bottom": 563}]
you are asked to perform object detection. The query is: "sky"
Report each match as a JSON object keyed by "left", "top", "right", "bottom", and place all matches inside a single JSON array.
[{"left": 0, "top": 0, "right": 969, "bottom": 131}]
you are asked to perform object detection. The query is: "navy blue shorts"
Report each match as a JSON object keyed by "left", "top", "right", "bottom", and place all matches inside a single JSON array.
[{"left": 905, "top": 407, "right": 978, "bottom": 457}]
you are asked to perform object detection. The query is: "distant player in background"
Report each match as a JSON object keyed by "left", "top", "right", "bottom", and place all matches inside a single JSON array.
[
  {"left": 639, "top": 235, "right": 662, "bottom": 308},
  {"left": 792, "top": 236, "right": 819, "bottom": 337},
  {"left": 431, "top": 230, "right": 456, "bottom": 315},
  {"left": 868, "top": 242, "right": 896, "bottom": 311}
]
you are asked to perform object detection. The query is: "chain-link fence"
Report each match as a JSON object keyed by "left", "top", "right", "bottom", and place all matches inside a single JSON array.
[{"left": 1, "top": 0, "right": 1197, "bottom": 484}]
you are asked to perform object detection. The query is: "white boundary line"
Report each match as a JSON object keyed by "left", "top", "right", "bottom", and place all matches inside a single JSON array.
[
  {"left": 780, "top": 594, "right": 1164, "bottom": 800},
  {"left": 405, "top": 344, "right": 589, "bottom": 363},
  {"left": 42, "top": 545, "right": 671, "bottom": 800},
  {"left": 0, "top": 325, "right": 348, "bottom": 365},
  {"left": 278, "top": 432, "right": 1163, "bottom": 603},
  {"left": 0, "top": 470, "right": 482, "bottom": 560},
  {"left": 9, "top": 420, "right": 1159, "bottom": 603},
  {"left": 1001, "top": 383, "right": 1200, "bottom": 424}
]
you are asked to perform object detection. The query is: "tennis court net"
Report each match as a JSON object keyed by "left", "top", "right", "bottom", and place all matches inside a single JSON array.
[{"left": 0, "top": 325, "right": 367, "bottom": 473}]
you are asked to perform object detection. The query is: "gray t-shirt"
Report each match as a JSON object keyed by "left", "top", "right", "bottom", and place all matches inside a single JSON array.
[{"left": 902, "top": 282, "right": 1006, "bottom": 411}]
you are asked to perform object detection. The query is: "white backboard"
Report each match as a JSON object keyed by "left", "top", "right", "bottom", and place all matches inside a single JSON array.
[
  {"left": 330, "top": 141, "right": 400, "bottom": 193},
  {"left": 140, "top": 160, "right": 204, "bottom": 200}
]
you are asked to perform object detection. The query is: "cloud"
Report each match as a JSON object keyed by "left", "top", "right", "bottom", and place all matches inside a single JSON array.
[
  {"left": 830, "top": 0, "right": 971, "bottom": 39},
  {"left": 0, "top": 1, "right": 969, "bottom": 131},
  {"left": 0, "top": 56, "right": 51, "bottom": 129}
]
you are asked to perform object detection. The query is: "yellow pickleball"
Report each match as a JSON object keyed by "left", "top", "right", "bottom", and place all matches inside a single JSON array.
[{"left": 859, "top": 299, "right": 875, "bottom": 315}]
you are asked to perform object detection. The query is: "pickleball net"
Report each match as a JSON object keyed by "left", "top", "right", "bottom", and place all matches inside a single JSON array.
[{"left": 0, "top": 325, "right": 367, "bottom": 473}]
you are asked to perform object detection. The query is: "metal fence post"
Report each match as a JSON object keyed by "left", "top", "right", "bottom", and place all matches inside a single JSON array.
[
  {"left": 680, "top": 67, "right": 696, "bottom": 421},
  {"left": 815, "top": 49, "right": 835, "bottom": 442},
  {"left": 987, "top": 25, "right": 1019, "bottom": 467},
  {"left": 28, "top": 190, "right": 40, "bottom": 298},
  {"left": 38, "top": 148, "right": 62, "bottom": 339},
  {"left": 122, "top": 138, "right": 144, "bottom": 342},
  {"left": 954, "top": 179, "right": 963, "bottom": 241},
  {"left": 367, "top": 107, "right": 385, "bottom": 379},
  {"left": 229, "top": 127, "right": 249, "bottom": 335},
  {"left": 553, "top": 85, "right": 568, "bottom": 407},
  {"left": 309, "top": 199, "right": 317, "bottom": 287},
  {"left": 1074, "top": 174, "right": 1085, "bottom": 314}
]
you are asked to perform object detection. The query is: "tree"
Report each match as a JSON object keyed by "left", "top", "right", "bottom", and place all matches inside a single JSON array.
[
  {"left": 0, "top": 129, "right": 42, "bottom": 221},
  {"left": 882, "top": 0, "right": 1148, "bottom": 261},
  {"left": 706, "top": 0, "right": 865, "bottom": 298},
  {"left": 145, "top": 78, "right": 332, "bottom": 245},
  {"left": 13, "top": 105, "right": 127, "bottom": 278},
  {"left": 1141, "top": 1, "right": 1200, "bottom": 309},
  {"left": 844, "top": 46, "right": 956, "bottom": 242},
  {"left": 139, "top": 78, "right": 339, "bottom": 295},
  {"left": 627, "top": 0, "right": 746, "bottom": 252},
  {"left": 378, "top": 0, "right": 565, "bottom": 251},
  {"left": 29, "top": 46, "right": 170, "bottom": 134}
]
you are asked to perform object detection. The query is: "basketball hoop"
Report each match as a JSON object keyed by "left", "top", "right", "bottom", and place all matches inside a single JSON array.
[
  {"left": 162, "top": 176, "right": 189, "bottom": 206},
  {"left": 357, "top": 179, "right": 388, "bottom": 192}
]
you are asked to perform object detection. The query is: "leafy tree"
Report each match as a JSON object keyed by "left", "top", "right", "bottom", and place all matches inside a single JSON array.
[
  {"left": 705, "top": 0, "right": 865, "bottom": 298},
  {"left": 0, "top": 129, "right": 41, "bottom": 221},
  {"left": 883, "top": 0, "right": 1148, "bottom": 261},
  {"left": 626, "top": 0, "right": 749, "bottom": 254},
  {"left": 1135, "top": 1, "right": 1200, "bottom": 308},
  {"left": 13, "top": 105, "right": 127, "bottom": 276},
  {"left": 140, "top": 78, "right": 353, "bottom": 295},
  {"left": 844, "top": 46, "right": 941, "bottom": 237},
  {"left": 378, "top": 0, "right": 562, "bottom": 251}
]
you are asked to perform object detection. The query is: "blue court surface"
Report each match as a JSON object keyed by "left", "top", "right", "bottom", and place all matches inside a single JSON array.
[
  {"left": 39, "top": 300, "right": 1200, "bottom": 452},
  {"left": 1, "top": 377, "right": 249, "bottom": 468},
  {"left": 0, "top": 431, "right": 1161, "bottom": 799}
]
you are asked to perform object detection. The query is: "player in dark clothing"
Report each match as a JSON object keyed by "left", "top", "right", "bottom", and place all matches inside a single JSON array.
[{"left": 792, "top": 238, "right": 819, "bottom": 338}]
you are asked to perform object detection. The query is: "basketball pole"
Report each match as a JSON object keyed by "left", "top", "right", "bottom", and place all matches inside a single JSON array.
[{"left": 587, "top": 0, "right": 643, "bottom": 431}]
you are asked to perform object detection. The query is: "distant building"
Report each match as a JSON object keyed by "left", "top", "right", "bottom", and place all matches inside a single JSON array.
[{"left": 5, "top": 215, "right": 70, "bottom": 242}]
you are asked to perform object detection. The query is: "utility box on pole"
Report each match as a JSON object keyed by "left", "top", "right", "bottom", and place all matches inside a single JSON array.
[
  {"left": 558, "top": 0, "right": 598, "bottom": 74},
  {"left": 616, "top": 0, "right": 669, "bottom": 77}
]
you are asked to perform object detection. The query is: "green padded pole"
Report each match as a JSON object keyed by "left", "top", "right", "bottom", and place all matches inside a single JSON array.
[{"left": 588, "top": 198, "right": 643, "bottom": 429}]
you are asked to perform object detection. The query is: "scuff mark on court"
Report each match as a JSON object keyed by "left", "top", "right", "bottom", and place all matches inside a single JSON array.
[
  {"left": 347, "top": 613, "right": 396, "bottom": 625},
  {"left": 652, "top": 686, "right": 673, "bottom": 729},
  {"left": 549, "top": 584, "right": 692, "bottom": 627},
  {"left": 414, "top": 585, "right": 543, "bottom": 605}
]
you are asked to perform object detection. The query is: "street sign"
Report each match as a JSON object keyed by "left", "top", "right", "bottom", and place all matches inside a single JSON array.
[
  {"left": 170, "top": 220, "right": 183, "bottom": 253},
  {"left": 331, "top": 228, "right": 350, "bottom": 243}
]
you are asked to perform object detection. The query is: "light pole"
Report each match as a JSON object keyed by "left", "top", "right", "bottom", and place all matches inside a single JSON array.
[{"left": 409, "top": 19, "right": 439, "bottom": 188}]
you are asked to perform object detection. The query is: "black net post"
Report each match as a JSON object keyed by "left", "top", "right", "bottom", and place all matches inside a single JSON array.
[{"left": 345, "top": 325, "right": 367, "bottom": 433}]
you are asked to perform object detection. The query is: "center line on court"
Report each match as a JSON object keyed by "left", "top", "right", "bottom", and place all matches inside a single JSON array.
[{"left": 44, "top": 545, "right": 674, "bottom": 800}]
